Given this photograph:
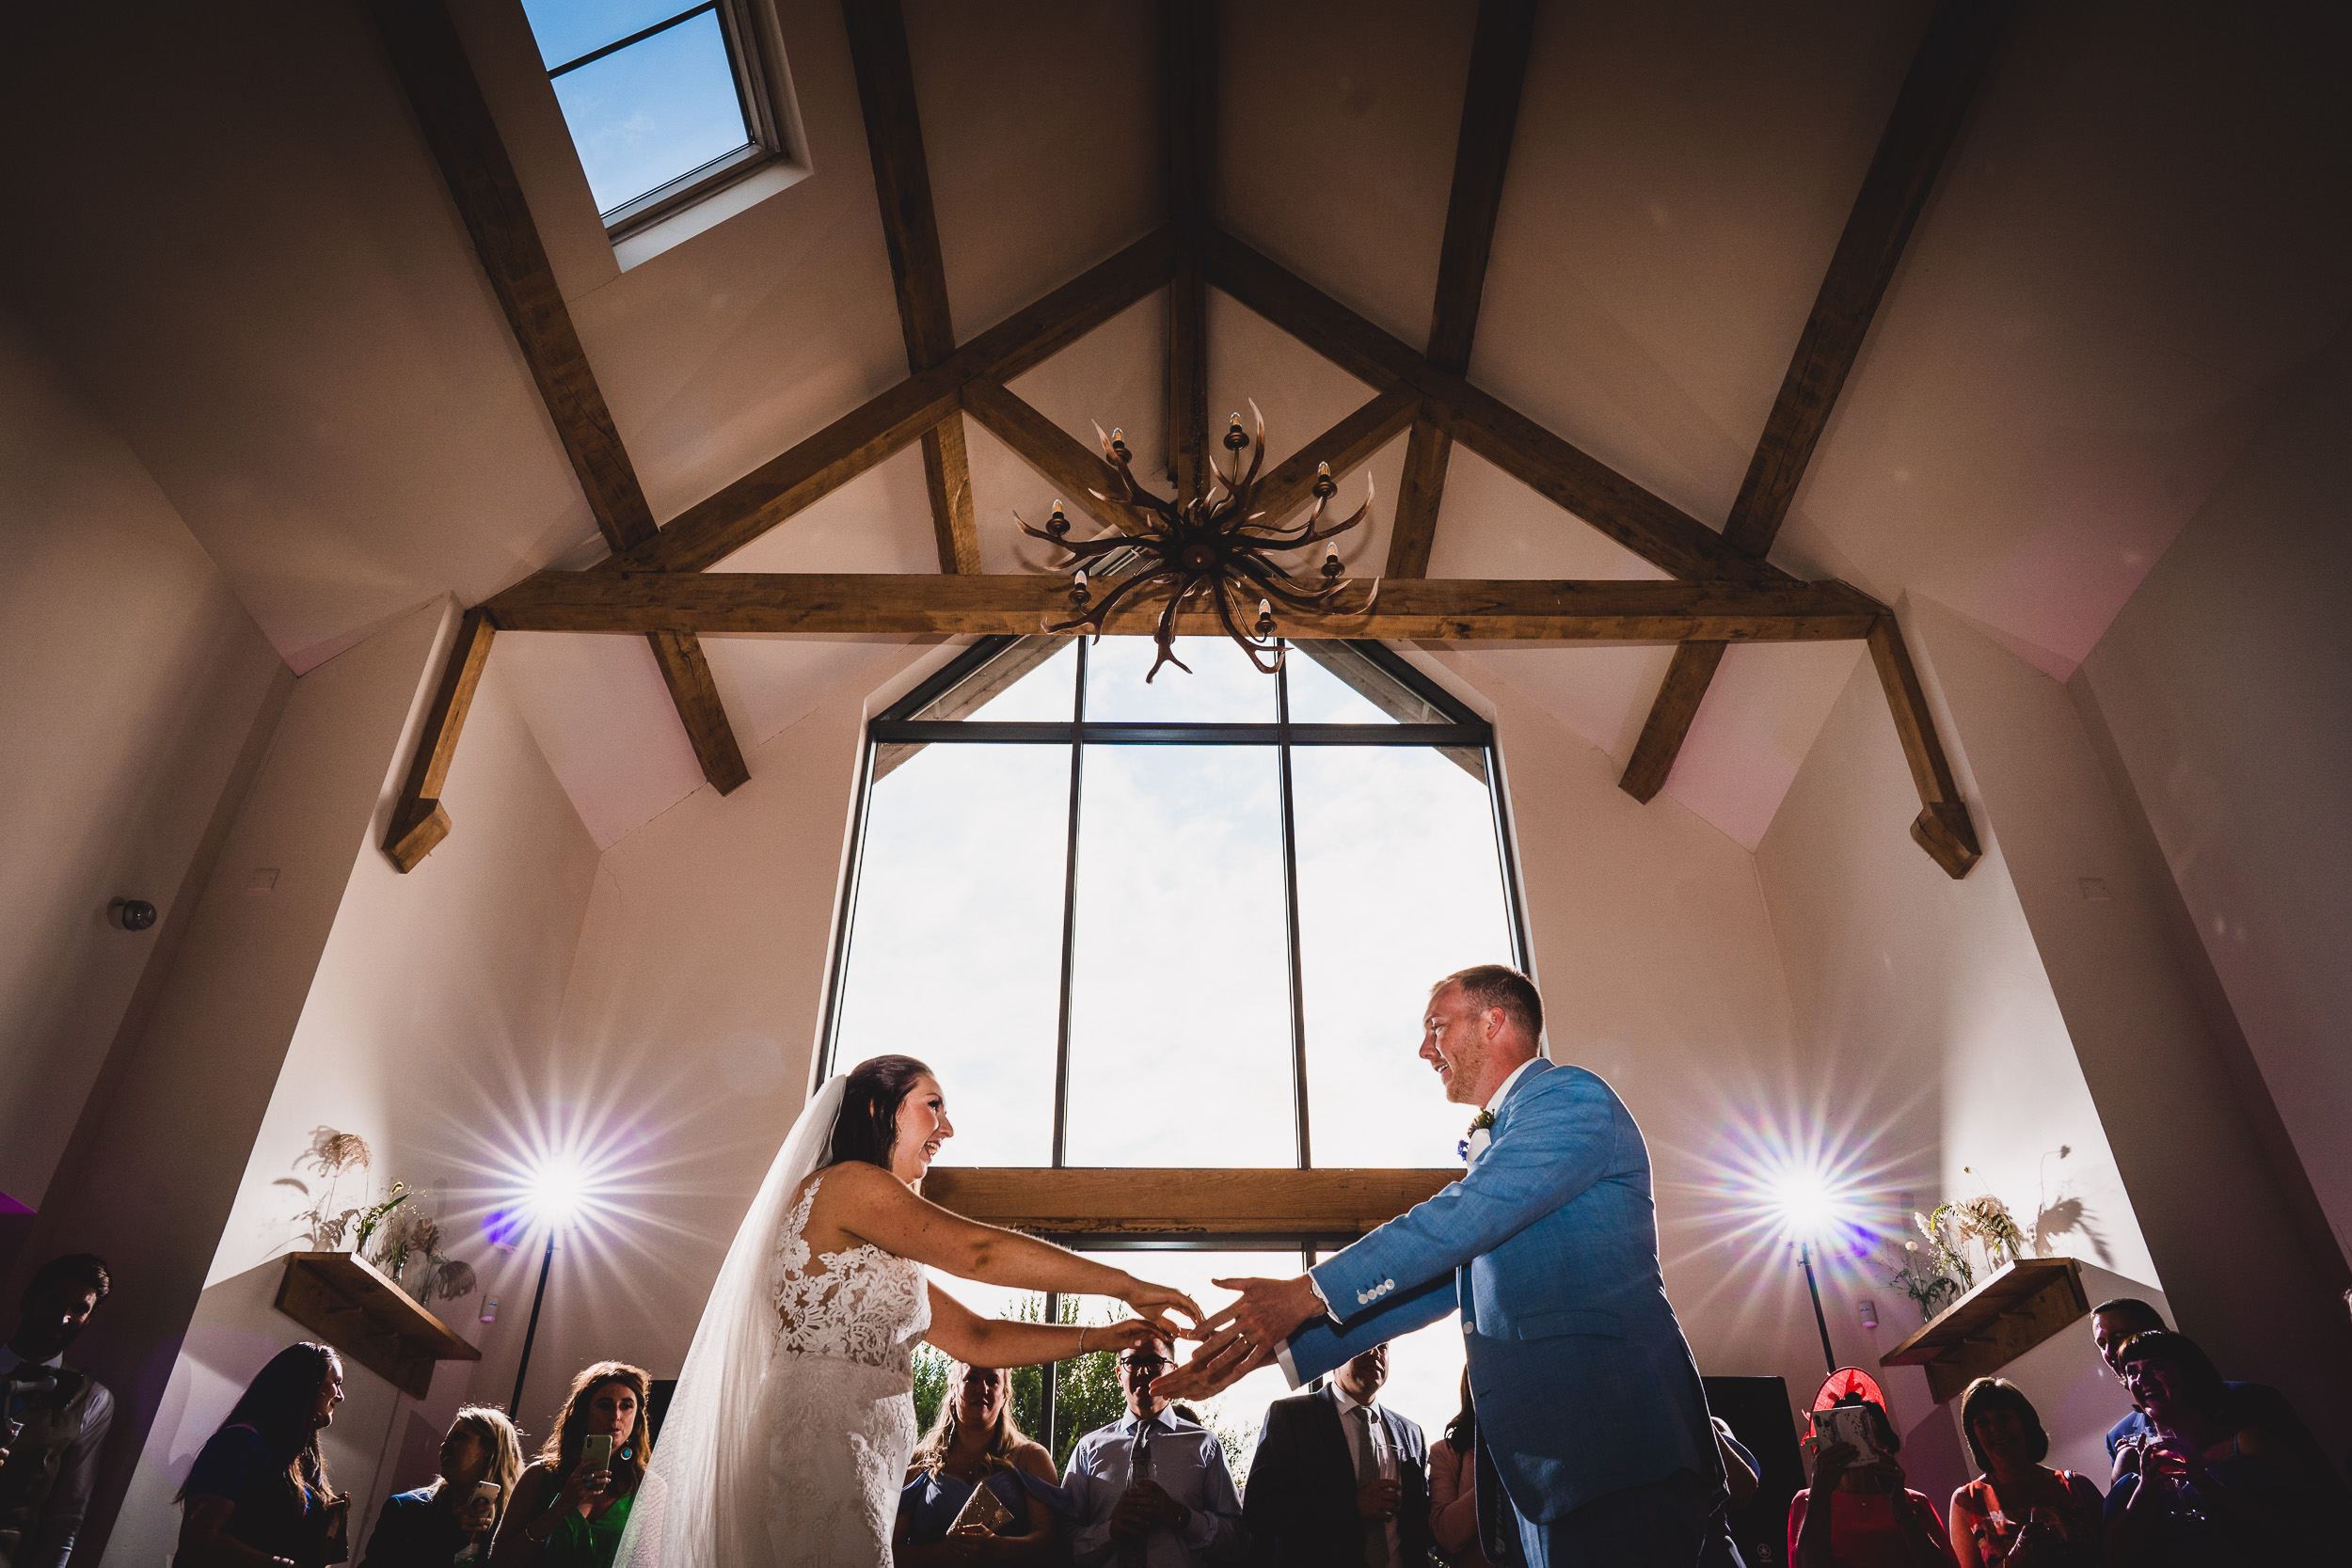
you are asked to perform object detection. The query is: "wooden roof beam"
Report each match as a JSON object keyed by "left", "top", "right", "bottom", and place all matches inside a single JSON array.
[
  {"left": 368, "top": 0, "right": 745, "bottom": 841},
  {"left": 1203, "top": 229, "right": 1787, "bottom": 586},
  {"left": 1868, "top": 616, "right": 1981, "bottom": 878},
  {"left": 483, "top": 570, "right": 1886, "bottom": 642},
  {"left": 1619, "top": 0, "right": 2012, "bottom": 825},
  {"left": 1389, "top": 0, "right": 1539, "bottom": 578},
  {"left": 382, "top": 609, "right": 495, "bottom": 873},
  {"left": 606, "top": 229, "right": 1178, "bottom": 576},
  {"left": 1164, "top": 0, "right": 1216, "bottom": 499},
  {"left": 841, "top": 0, "right": 978, "bottom": 574}
]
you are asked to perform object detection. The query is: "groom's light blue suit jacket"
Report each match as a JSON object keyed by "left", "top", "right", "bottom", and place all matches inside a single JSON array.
[{"left": 1285, "top": 1058, "right": 1719, "bottom": 1524}]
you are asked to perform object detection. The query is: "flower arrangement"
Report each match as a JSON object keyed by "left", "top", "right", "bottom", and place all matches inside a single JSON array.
[
  {"left": 1881, "top": 1178, "right": 2031, "bottom": 1323},
  {"left": 288, "top": 1129, "right": 477, "bottom": 1305}
]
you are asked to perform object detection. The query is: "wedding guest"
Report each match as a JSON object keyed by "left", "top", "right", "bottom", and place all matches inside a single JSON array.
[
  {"left": 492, "top": 1364, "right": 650, "bottom": 1568},
  {"left": 1244, "top": 1340, "right": 1432, "bottom": 1567},
  {"left": 1788, "top": 1372, "right": 1957, "bottom": 1568},
  {"left": 0, "top": 1254, "right": 115, "bottom": 1568},
  {"left": 2087, "top": 1300, "right": 2336, "bottom": 1487},
  {"left": 175, "top": 1342, "right": 350, "bottom": 1568},
  {"left": 1426, "top": 1372, "right": 1496, "bottom": 1568},
  {"left": 360, "top": 1406, "right": 523, "bottom": 1568},
  {"left": 1946, "top": 1379, "right": 2101, "bottom": 1567},
  {"left": 1063, "top": 1333, "right": 1244, "bottom": 1566},
  {"left": 894, "top": 1361, "right": 1064, "bottom": 1563},
  {"left": 2103, "top": 1330, "right": 2324, "bottom": 1565}
]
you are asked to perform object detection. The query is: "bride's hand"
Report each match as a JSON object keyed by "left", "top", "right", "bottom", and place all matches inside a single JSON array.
[
  {"left": 1091, "top": 1318, "right": 1179, "bottom": 1354},
  {"left": 1119, "top": 1278, "right": 1204, "bottom": 1337}
]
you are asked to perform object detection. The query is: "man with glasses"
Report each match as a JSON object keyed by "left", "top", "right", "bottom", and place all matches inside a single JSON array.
[{"left": 1063, "top": 1333, "right": 1246, "bottom": 1565}]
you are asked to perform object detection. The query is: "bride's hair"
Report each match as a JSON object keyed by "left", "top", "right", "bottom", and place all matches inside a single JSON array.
[
  {"left": 829, "top": 1054, "right": 935, "bottom": 1168},
  {"left": 909, "top": 1361, "right": 1037, "bottom": 1478}
]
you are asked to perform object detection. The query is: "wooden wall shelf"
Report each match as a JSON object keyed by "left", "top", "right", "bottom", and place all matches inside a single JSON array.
[
  {"left": 275, "top": 1251, "right": 482, "bottom": 1399},
  {"left": 922, "top": 1167, "right": 1461, "bottom": 1242},
  {"left": 1880, "top": 1256, "right": 2090, "bottom": 1403}
]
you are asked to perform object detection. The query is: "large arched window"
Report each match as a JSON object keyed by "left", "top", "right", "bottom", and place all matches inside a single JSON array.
[
  {"left": 820, "top": 634, "right": 1528, "bottom": 1169},
  {"left": 819, "top": 635, "right": 1528, "bottom": 1465}
]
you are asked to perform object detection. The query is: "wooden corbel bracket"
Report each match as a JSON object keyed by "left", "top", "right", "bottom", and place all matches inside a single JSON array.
[{"left": 382, "top": 608, "right": 496, "bottom": 874}]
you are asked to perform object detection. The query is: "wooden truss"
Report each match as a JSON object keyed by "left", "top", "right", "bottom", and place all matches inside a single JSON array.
[{"left": 371, "top": 0, "right": 2002, "bottom": 879}]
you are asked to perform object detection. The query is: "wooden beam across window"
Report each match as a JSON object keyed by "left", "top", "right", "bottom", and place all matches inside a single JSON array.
[
  {"left": 1387, "top": 0, "right": 1539, "bottom": 579},
  {"left": 841, "top": 0, "right": 979, "bottom": 574},
  {"left": 921, "top": 1167, "right": 1461, "bottom": 1238},
  {"left": 484, "top": 570, "right": 1886, "bottom": 642},
  {"left": 366, "top": 0, "right": 747, "bottom": 819},
  {"left": 1618, "top": 0, "right": 2013, "bottom": 809},
  {"left": 603, "top": 229, "right": 1178, "bottom": 577}
]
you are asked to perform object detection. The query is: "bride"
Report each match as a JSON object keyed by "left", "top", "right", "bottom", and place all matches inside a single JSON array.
[{"left": 616, "top": 1054, "right": 1200, "bottom": 1568}]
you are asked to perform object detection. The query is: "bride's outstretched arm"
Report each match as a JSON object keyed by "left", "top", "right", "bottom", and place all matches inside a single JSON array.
[
  {"left": 823, "top": 1162, "right": 1203, "bottom": 1331},
  {"left": 925, "top": 1282, "right": 1168, "bottom": 1370}
]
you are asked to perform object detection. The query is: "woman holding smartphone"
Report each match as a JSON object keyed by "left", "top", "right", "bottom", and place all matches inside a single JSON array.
[
  {"left": 492, "top": 1364, "right": 652, "bottom": 1568},
  {"left": 360, "top": 1406, "right": 523, "bottom": 1568}
]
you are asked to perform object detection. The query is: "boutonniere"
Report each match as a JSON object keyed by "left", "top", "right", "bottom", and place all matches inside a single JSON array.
[{"left": 1458, "top": 1109, "right": 1497, "bottom": 1163}]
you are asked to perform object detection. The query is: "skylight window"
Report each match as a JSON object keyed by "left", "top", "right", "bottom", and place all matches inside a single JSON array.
[{"left": 521, "top": 0, "right": 787, "bottom": 238}]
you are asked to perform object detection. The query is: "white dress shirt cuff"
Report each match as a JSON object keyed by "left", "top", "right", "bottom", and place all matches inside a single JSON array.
[{"left": 1275, "top": 1338, "right": 1302, "bottom": 1390}]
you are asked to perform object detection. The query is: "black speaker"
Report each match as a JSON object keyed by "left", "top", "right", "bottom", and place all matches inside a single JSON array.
[{"left": 1704, "top": 1375, "right": 1805, "bottom": 1568}]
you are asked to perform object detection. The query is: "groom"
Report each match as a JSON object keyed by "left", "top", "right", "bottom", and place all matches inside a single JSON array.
[{"left": 1166, "top": 965, "right": 1724, "bottom": 1567}]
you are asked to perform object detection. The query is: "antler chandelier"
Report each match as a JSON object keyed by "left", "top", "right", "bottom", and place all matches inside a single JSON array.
[{"left": 1016, "top": 404, "right": 1380, "bottom": 680}]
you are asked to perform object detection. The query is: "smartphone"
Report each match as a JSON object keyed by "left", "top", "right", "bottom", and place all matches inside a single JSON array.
[
  {"left": 473, "top": 1481, "right": 502, "bottom": 1504},
  {"left": 1812, "top": 1405, "right": 1883, "bottom": 1460},
  {"left": 580, "top": 1433, "right": 613, "bottom": 1475}
]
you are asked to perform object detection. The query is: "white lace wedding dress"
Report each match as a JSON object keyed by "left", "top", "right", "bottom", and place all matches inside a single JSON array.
[
  {"left": 755, "top": 1172, "right": 931, "bottom": 1560},
  {"left": 614, "top": 1077, "right": 935, "bottom": 1568}
]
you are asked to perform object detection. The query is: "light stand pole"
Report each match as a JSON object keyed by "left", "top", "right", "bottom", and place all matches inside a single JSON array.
[
  {"left": 1797, "top": 1242, "right": 1837, "bottom": 1375},
  {"left": 508, "top": 1228, "right": 557, "bottom": 1418}
]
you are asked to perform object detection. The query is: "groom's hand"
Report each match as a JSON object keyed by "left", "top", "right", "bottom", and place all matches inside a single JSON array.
[
  {"left": 1205, "top": 1275, "right": 1325, "bottom": 1348},
  {"left": 1150, "top": 1330, "right": 1265, "bottom": 1402}
]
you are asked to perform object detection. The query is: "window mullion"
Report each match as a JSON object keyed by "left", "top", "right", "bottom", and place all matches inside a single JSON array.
[
  {"left": 1051, "top": 641, "right": 1087, "bottom": 1168},
  {"left": 1277, "top": 648, "right": 1311, "bottom": 1169}
]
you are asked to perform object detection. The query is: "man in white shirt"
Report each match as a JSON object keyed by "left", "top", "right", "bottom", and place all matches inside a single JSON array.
[
  {"left": 1243, "top": 1341, "right": 1433, "bottom": 1568},
  {"left": 0, "top": 1256, "right": 116, "bottom": 1568},
  {"left": 1064, "top": 1332, "right": 1247, "bottom": 1566}
]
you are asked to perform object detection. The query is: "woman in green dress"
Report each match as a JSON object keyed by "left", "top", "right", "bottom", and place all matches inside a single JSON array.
[{"left": 492, "top": 1363, "right": 652, "bottom": 1568}]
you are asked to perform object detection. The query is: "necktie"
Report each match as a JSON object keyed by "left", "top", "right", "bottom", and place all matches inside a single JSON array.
[{"left": 1350, "top": 1406, "right": 1386, "bottom": 1568}]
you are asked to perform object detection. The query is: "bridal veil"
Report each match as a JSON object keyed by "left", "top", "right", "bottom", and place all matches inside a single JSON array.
[{"left": 614, "top": 1074, "right": 849, "bottom": 1568}]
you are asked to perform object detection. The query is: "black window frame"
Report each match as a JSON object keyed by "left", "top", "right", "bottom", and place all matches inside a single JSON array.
[{"left": 816, "top": 635, "right": 1534, "bottom": 1170}]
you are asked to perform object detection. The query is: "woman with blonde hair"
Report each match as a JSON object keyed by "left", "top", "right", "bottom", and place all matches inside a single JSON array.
[
  {"left": 893, "top": 1362, "right": 1065, "bottom": 1563},
  {"left": 360, "top": 1406, "right": 524, "bottom": 1568},
  {"left": 492, "top": 1364, "right": 652, "bottom": 1568}
]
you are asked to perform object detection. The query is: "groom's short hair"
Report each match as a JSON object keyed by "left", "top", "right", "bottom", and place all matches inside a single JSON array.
[{"left": 1438, "top": 964, "right": 1542, "bottom": 1042}]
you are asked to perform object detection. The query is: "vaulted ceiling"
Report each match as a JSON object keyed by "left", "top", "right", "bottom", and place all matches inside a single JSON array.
[{"left": 6, "top": 0, "right": 2345, "bottom": 851}]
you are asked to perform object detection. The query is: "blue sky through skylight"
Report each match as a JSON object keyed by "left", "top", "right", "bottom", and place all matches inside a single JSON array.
[{"left": 522, "top": 1, "right": 753, "bottom": 216}]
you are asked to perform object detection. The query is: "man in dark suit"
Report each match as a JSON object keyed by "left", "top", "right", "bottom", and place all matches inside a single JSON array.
[{"left": 1243, "top": 1342, "right": 1433, "bottom": 1568}]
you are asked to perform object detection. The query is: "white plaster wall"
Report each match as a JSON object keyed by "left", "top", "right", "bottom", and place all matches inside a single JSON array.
[
  {"left": 2075, "top": 325, "right": 2352, "bottom": 1262},
  {"left": 490, "top": 642, "right": 932, "bottom": 1426},
  {"left": 1901, "top": 594, "right": 2352, "bottom": 1460},
  {"left": 0, "top": 304, "right": 286, "bottom": 1217},
  {"left": 35, "top": 599, "right": 450, "bottom": 1566},
  {"left": 102, "top": 627, "right": 603, "bottom": 1568},
  {"left": 1756, "top": 629, "right": 2157, "bottom": 1283},
  {"left": 1755, "top": 637, "right": 2159, "bottom": 1500}
]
